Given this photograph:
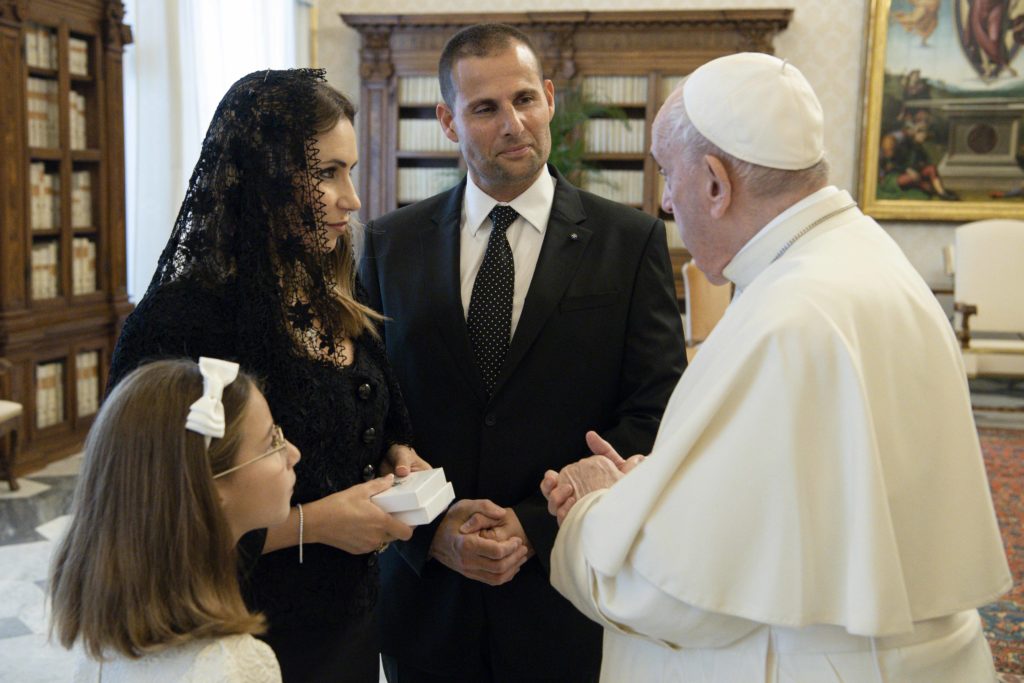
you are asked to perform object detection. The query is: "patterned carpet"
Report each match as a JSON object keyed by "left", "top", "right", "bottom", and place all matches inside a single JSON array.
[{"left": 980, "top": 427, "right": 1024, "bottom": 674}]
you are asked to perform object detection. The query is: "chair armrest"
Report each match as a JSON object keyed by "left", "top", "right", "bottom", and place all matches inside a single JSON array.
[{"left": 953, "top": 302, "right": 978, "bottom": 349}]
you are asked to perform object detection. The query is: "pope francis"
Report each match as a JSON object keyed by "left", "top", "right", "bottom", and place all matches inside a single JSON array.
[{"left": 540, "top": 53, "right": 1012, "bottom": 682}]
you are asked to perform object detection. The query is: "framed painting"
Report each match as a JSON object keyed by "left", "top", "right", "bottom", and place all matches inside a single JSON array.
[{"left": 859, "top": 0, "right": 1024, "bottom": 220}]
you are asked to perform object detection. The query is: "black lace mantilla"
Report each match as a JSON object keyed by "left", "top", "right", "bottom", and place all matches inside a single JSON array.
[
  {"left": 149, "top": 67, "right": 348, "bottom": 366},
  {"left": 108, "top": 69, "right": 414, "bottom": 630}
]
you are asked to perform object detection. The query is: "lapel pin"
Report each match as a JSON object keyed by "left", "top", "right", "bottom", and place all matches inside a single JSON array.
[{"left": 569, "top": 232, "right": 579, "bottom": 241}]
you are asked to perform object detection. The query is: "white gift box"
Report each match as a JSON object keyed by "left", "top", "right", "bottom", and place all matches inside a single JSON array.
[
  {"left": 391, "top": 481, "right": 455, "bottom": 526},
  {"left": 371, "top": 467, "right": 447, "bottom": 512},
  {"left": 371, "top": 467, "right": 454, "bottom": 524}
]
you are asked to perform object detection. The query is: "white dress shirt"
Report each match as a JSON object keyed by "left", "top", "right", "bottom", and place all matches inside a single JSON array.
[{"left": 460, "top": 170, "right": 556, "bottom": 336}]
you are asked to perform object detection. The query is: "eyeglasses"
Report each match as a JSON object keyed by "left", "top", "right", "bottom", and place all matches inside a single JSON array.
[{"left": 213, "top": 425, "right": 288, "bottom": 479}]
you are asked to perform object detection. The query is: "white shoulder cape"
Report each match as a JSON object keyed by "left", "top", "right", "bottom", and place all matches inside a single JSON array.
[{"left": 580, "top": 194, "right": 1011, "bottom": 636}]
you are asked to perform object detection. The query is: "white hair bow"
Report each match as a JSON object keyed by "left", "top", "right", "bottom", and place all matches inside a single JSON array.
[{"left": 185, "top": 357, "right": 240, "bottom": 448}]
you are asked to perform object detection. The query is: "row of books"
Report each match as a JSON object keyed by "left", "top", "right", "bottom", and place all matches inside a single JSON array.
[
  {"left": 75, "top": 351, "right": 100, "bottom": 417},
  {"left": 31, "top": 241, "right": 60, "bottom": 299},
  {"left": 24, "top": 26, "right": 57, "bottom": 70},
  {"left": 35, "top": 361, "right": 64, "bottom": 429},
  {"left": 582, "top": 76, "right": 648, "bottom": 105},
  {"left": 27, "top": 78, "right": 59, "bottom": 148},
  {"left": 69, "top": 91, "right": 88, "bottom": 150},
  {"left": 72, "top": 237, "right": 98, "bottom": 295},
  {"left": 399, "top": 77, "right": 443, "bottom": 105},
  {"left": 71, "top": 171, "right": 92, "bottom": 227},
  {"left": 397, "top": 167, "right": 462, "bottom": 203},
  {"left": 31, "top": 238, "right": 97, "bottom": 299},
  {"left": 29, "top": 166, "right": 92, "bottom": 229},
  {"left": 660, "top": 75, "right": 685, "bottom": 101},
  {"left": 33, "top": 352, "right": 100, "bottom": 428},
  {"left": 29, "top": 163, "right": 59, "bottom": 230},
  {"left": 398, "top": 119, "right": 459, "bottom": 153},
  {"left": 69, "top": 38, "right": 89, "bottom": 76},
  {"left": 581, "top": 169, "right": 645, "bottom": 205},
  {"left": 584, "top": 119, "right": 646, "bottom": 154},
  {"left": 26, "top": 80, "right": 89, "bottom": 149},
  {"left": 25, "top": 27, "right": 89, "bottom": 75}
]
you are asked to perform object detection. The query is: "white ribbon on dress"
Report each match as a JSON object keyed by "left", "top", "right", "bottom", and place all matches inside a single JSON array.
[{"left": 185, "top": 357, "right": 240, "bottom": 448}]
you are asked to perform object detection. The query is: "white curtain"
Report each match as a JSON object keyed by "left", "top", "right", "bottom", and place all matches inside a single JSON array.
[{"left": 122, "top": 0, "right": 307, "bottom": 300}]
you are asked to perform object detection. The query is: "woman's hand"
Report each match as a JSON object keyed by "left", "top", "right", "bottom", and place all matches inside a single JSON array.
[
  {"left": 380, "top": 444, "right": 431, "bottom": 478},
  {"left": 306, "top": 475, "right": 413, "bottom": 554}
]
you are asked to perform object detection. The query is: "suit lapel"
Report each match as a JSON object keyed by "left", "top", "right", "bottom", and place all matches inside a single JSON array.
[
  {"left": 422, "top": 180, "right": 488, "bottom": 402},
  {"left": 492, "top": 169, "right": 591, "bottom": 396}
]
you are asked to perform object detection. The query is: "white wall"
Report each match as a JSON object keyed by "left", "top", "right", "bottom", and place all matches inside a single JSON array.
[{"left": 317, "top": 0, "right": 957, "bottom": 289}]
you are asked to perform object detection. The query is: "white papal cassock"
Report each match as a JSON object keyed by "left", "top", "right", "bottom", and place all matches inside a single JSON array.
[{"left": 551, "top": 187, "right": 1012, "bottom": 682}]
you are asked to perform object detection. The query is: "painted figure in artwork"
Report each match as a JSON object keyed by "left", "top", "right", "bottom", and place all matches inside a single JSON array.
[
  {"left": 892, "top": 0, "right": 942, "bottom": 46},
  {"left": 1011, "top": 0, "right": 1024, "bottom": 44},
  {"left": 961, "top": 0, "right": 1019, "bottom": 79},
  {"left": 877, "top": 70, "right": 959, "bottom": 201},
  {"left": 892, "top": 119, "right": 959, "bottom": 199}
]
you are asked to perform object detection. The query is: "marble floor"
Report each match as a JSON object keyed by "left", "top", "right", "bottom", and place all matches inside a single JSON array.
[
  {"left": 0, "top": 380, "right": 1021, "bottom": 681},
  {"left": 0, "top": 455, "right": 84, "bottom": 682}
]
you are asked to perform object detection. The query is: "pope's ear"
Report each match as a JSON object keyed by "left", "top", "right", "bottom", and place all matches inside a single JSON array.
[
  {"left": 436, "top": 104, "right": 459, "bottom": 143},
  {"left": 704, "top": 154, "right": 733, "bottom": 219}
]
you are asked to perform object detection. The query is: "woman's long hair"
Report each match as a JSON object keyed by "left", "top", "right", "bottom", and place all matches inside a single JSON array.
[
  {"left": 311, "top": 79, "right": 384, "bottom": 340},
  {"left": 49, "top": 360, "right": 262, "bottom": 659}
]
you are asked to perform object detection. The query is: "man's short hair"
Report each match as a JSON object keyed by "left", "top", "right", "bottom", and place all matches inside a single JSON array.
[{"left": 438, "top": 23, "right": 543, "bottom": 108}]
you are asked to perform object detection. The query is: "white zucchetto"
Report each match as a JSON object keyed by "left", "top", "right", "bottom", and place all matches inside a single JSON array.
[{"left": 682, "top": 52, "right": 825, "bottom": 171}]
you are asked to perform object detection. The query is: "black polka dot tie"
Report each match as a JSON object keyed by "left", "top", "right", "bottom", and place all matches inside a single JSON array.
[{"left": 467, "top": 205, "right": 518, "bottom": 395}]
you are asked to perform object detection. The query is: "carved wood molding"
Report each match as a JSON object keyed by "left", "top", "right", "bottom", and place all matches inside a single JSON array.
[
  {"left": 0, "top": 0, "right": 28, "bottom": 26},
  {"left": 343, "top": 10, "right": 792, "bottom": 87},
  {"left": 538, "top": 26, "right": 576, "bottom": 82},
  {"left": 737, "top": 22, "right": 788, "bottom": 53},
  {"left": 105, "top": 0, "right": 133, "bottom": 49},
  {"left": 360, "top": 27, "right": 393, "bottom": 82},
  {"left": 341, "top": 10, "right": 792, "bottom": 31}
]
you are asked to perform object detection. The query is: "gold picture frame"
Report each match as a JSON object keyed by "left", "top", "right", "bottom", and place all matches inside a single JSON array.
[{"left": 858, "top": 0, "right": 1024, "bottom": 221}]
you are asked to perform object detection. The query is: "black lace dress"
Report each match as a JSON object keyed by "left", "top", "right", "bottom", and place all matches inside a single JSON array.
[{"left": 107, "top": 69, "right": 414, "bottom": 682}]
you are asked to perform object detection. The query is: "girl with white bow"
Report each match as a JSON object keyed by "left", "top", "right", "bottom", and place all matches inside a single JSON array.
[{"left": 50, "top": 357, "right": 298, "bottom": 681}]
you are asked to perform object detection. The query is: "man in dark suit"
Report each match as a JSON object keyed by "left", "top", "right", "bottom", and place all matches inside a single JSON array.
[{"left": 360, "top": 23, "right": 686, "bottom": 683}]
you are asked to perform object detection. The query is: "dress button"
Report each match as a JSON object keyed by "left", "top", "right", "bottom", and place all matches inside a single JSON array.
[
  {"left": 362, "top": 464, "right": 375, "bottom": 481},
  {"left": 363, "top": 427, "right": 377, "bottom": 444},
  {"left": 358, "top": 383, "right": 372, "bottom": 400},
  {"left": 484, "top": 414, "right": 497, "bottom": 427}
]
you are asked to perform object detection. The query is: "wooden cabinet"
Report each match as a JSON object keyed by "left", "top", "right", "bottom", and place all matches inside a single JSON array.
[
  {"left": 0, "top": 0, "right": 132, "bottom": 473},
  {"left": 340, "top": 10, "right": 791, "bottom": 306}
]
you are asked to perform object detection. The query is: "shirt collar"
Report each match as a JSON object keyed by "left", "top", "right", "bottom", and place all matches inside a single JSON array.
[
  {"left": 723, "top": 186, "right": 857, "bottom": 291},
  {"left": 464, "top": 169, "right": 556, "bottom": 236}
]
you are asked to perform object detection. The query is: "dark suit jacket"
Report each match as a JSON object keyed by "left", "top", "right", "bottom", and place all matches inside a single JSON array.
[{"left": 360, "top": 167, "right": 686, "bottom": 680}]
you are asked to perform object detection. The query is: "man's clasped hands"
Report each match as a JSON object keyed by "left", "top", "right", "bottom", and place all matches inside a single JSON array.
[{"left": 428, "top": 431, "right": 643, "bottom": 586}]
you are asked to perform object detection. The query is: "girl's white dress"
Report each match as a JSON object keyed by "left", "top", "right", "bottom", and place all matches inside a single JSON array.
[{"left": 73, "top": 634, "right": 281, "bottom": 682}]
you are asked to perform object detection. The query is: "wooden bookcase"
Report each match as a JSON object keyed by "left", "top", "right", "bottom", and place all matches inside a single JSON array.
[
  {"left": 0, "top": 0, "right": 132, "bottom": 474},
  {"left": 340, "top": 10, "right": 792, "bottom": 306}
]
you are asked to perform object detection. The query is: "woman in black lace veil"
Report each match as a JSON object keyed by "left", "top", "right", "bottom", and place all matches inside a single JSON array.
[{"left": 108, "top": 68, "right": 427, "bottom": 682}]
